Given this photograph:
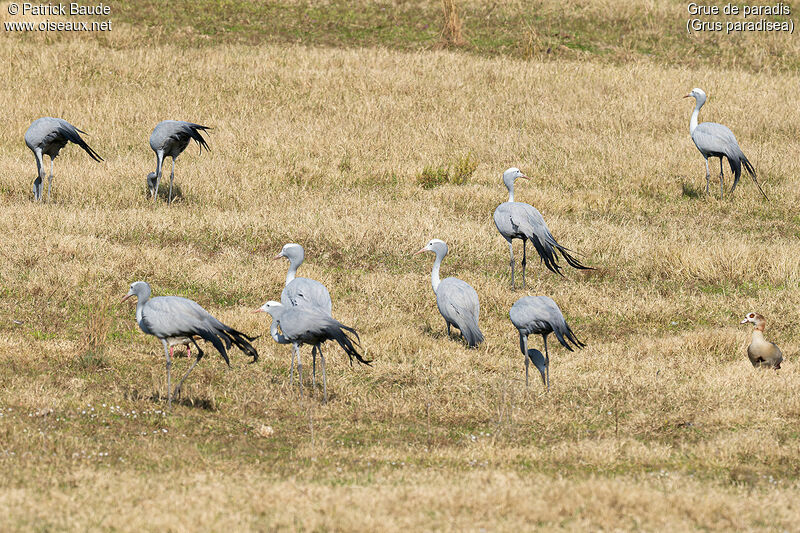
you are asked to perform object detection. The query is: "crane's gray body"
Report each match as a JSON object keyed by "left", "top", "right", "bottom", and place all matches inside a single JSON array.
[
  {"left": 124, "top": 281, "right": 257, "bottom": 407},
  {"left": 436, "top": 277, "right": 482, "bottom": 347},
  {"left": 147, "top": 120, "right": 210, "bottom": 203},
  {"left": 276, "top": 243, "right": 333, "bottom": 315},
  {"left": 24, "top": 117, "right": 102, "bottom": 201},
  {"left": 509, "top": 295, "right": 584, "bottom": 388},
  {"left": 494, "top": 168, "right": 589, "bottom": 288},
  {"left": 282, "top": 279, "right": 332, "bottom": 315}
]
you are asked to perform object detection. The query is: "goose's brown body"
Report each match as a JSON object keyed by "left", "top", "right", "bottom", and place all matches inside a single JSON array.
[{"left": 742, "top": 313, "right": 783, "bottom": 369}]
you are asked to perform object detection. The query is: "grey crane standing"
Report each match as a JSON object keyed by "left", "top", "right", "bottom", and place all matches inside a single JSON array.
[
  {"left": 147, "top": 120, "right": 211, "bottom": 204},
  {"left": 275, "top": 242, "right": 333, "bottom": 384},
  {"left": 509, "top": 295, "right": 584, "bottom": 390},
  {"left": 122, "top": 281, "right": 258, "bottom": 408},
  {"left": 684, "top": 88, "right": 768, "bottom": 200},
  {"left": 275, "top": 243, "right": 333, "bottom": 315},
  {"left": 24, "top": 117, "right": 103, "bottom": 201},
  {"left": 255, "top": 301, "right": 370, "bottom": 403},
  {"left": 494, "top": 168, "right": 591, "bottom": 289},
  {"left": 415, "top": 239, "right": 484, "bottom": 348}
]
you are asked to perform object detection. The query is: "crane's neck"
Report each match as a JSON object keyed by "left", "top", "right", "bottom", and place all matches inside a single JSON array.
[
  {"left": 506, "top": 182, "right": 515, "bottom": 203},
  {"left": 430, "top": 253, "right": 443, "bottom": 293},
  {"left": 690, "top": 100, "right": 702, "bottom": 135},
  {"left": 285, "top": 259, "right": 301, "bottom": 285},
  {"left": 135, "top": 296, "right": 149, "bottom": 326},
  {"left": 270, "top": 317, "right": 289, "bottom": 344}
]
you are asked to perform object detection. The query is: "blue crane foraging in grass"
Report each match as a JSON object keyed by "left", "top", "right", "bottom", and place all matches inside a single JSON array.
[
  {"left": 509, "top": 295, "right": 584, "bottom": 390},
  {"left": 24, "top": 117, "right": 103, "bottom": 201},
  {"left": 684, "top": 88, "right": 768, "bottom": 200},
  {"left": 122, "top": 281, "right": 258, "bottom": 408},
  {"left": 147, "top": 120, "right": 211, "bottom": 204}
]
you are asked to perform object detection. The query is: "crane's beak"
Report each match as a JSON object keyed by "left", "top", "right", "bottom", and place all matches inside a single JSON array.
[
  {"left": 519, "top": 174, "right": 529, "bottom": 180},
  {"left": 252, "top": 308, "right": 265, "bottom": 314},
  {"left": 413, "top": 248, "right": 426, "bottom": 256},
  {"left": 273, "top": 253, "right": 283, "bottom": 260},
  {"left": 683, "top": 94, "right": 691, "bottom": 99},
  {"left": 121, "top": 294, "right": 132, "bottom": 303}
]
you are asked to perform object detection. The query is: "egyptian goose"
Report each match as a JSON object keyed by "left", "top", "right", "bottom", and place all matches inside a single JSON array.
[{"left": 741, "top": 312, "right": 783, "bottom": 369}]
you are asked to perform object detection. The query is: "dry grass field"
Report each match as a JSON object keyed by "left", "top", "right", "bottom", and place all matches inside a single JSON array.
[{"left": 2, "top": 0, "right": 800, "bottom": 530}]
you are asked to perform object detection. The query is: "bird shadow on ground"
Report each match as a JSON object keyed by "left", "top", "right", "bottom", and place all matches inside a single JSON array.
[
  {"left": 123, "top": 388, "right": 218, "bottom": 411},
  {"left": 146, "top": 182, "right": 185, "bottom": 203},
  {"left": 420, "top": 322, "right": 471, "bottom": 347},
  {"left": 681, "top": 181, "right": 704, "bottom": 199}
]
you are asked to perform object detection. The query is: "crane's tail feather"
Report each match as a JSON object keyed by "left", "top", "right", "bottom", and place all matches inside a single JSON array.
[
  {"left": 222, "top": 327, "right": 260, "bottom": 363},
  {"left": 554, "top": 244, "right": 593, "bottom": 271},
  {"left": 457, "top": 317, "right": 484, "bottom": 348},
  {"left": 187, "top": 123, "right": 212, "bottom": 154},
  {"left": 331, "top": 324, "right": 371, "bottom": 366},
  {"left": 528, "top": 236, "right": 564, "bottom": 276},
  {"left": 194, "top": 328, "right": 231, "bottom": 367},
  {"left": 553, "top": 322, "right": 585, "bottom": 352},
  {"left": 61, "top": 125, "right": 103, "bottom": 162},
  {"left": 740, "top": 154, "right": 768, "bottom": 200}
]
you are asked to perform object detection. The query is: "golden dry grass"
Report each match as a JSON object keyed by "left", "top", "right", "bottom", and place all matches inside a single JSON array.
[{"left": 2, "top": 4, "right": 800, "bottom": 530}]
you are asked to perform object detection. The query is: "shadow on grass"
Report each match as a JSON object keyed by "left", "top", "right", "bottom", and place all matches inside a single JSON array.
[
  {"left": 681, "top": 181, "right": 704, "bottom": 199},
  {"left": 145, "top": 177, "right": 185, "bottom": 203}
]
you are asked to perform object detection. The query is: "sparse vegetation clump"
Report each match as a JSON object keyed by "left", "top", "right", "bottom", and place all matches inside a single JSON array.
[{"left": 417, "top": 153, "right": 478, "bottom": 188}]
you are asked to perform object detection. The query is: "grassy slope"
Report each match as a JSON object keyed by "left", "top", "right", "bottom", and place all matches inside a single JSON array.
[
  {"left": 110, "top": 0, "right": 800, "bottom": 71},
  {"left": 2, "top": 1, "right": 800, "bottom": 530}
]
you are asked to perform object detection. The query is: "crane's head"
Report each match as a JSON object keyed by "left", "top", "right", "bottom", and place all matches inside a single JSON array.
[
  {"left": 684, "top": 88, "right": 707, "bottom": 104},
  {"left": 414, "top": 238, "right": 448, "bottom": 258},
  {"left": 121, "top": 281, "right": 151, "bottom": 303},
  {"left": 274, "top": 243, "right": 304, "bottom": 264},
  {"left": 146, "top": 172, "right": 158, "bottom": 199},
  {"left": 740, "top": 312, "right": 766, "bottom": 329},
  {"left": 502, "top": 167, "right": 528, "bottom": 190},
  {"left": 254, "top": 300, "right": 283, "bottom": 316}
]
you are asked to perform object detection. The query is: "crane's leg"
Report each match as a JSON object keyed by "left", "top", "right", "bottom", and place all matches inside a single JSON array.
[
  {"left": 33, "top": 150, "right": 44, "bottom": 201},
  {"left": 704, "top": 157, "right": 710, "bottom": 195},
  {"left": 33, "top": 176, "right": 43, "bottom": 202},
  {"left": 289, "top": 346, "right": 296, "bottom": 385},
  {"left": 47, "top": 158, "right": 54, "bottom": 202},
  {"left": 508, "top": 240, "right": 515, "bottom": 289},
  {"left": 542, "top": 334, "right": 550, "bottom": 391},
  {"left": 153, "top": 152, "right": 163, "bottom": 203},
  {"left": 174, "top": 354, "right": 202, "bottom": 400},
  {"left": 294, "top": 343, "right": 303, "bottom": 398},
  {"left": 168, "top": 158, "right": 176, "bottom": 205},
  {"left": 719, "top": 158, "right": 725, "bottom": 199},
  {"left": 311, "top": 345, "right": 317, "bottom": 392},
  {"left": 523, "top": 334, "right": 530, "bottom": 387},
  {"left": 447, "top": 323, "right": 452, "bottom": 337},
  {"left": 522, "top": 239, "right": 527, "bottom": 290},
  {"left": 319, "top": 345, "right": 327, "bottom": 404},
  {"left": 162, "top": 340, "right": 172, "bottom": 409}
]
